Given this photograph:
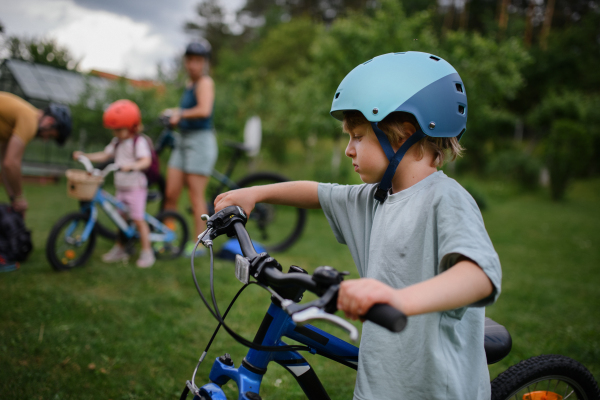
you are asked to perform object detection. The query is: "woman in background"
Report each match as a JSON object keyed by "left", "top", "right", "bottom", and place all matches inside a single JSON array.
[{"left": 164, "top": 39, "right": 217, "bottom": 256}]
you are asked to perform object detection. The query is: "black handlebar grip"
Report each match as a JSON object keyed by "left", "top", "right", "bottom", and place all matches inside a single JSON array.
[
  {"left": 233, "top": 221, "right": 258, "bottom": 258},
  {"left": 363, "top": 304, "right": 407, "bottom": 333}
]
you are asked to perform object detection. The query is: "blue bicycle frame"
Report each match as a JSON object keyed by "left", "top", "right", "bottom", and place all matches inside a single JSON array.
[
  {"left": 194, "top": 302, "right": 358, "bottom": 400},
  {"left": 75, "top": 188, "right": 176, "bottom": 244}
]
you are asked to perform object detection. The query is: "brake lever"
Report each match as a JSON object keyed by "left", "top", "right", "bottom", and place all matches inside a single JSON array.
[
  {"left": 280, "top": 283, "right": 359, "bottom": 342},
  {"left": 291, "top": 306, "right": 359, "bottom": 343}
]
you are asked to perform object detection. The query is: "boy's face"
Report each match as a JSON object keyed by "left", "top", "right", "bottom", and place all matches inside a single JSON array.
[
  {"left": 112, "top": 128, "right": 131, "bottom": 140},
  {"left": 344, "top": 123, "right": 391, "bottom": 184}
]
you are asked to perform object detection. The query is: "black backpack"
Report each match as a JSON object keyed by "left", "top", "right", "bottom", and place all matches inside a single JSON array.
[{"left": 0, "top": 204, "right": 33, "bottom": 262}]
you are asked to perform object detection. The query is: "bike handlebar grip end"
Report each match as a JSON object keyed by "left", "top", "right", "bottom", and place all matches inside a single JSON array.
[{"left": 363, "top": 304, "right": 407, "bottom": 333}]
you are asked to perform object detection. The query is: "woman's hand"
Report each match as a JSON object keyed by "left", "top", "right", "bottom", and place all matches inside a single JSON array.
[
  {"left": 72, "top": 151, "right": 84, "bottom": 160},
  {"left": 337, "top": 278, "right": 401, "bottom": 321},
  {"left": 214, "top": 187, "right": 259, "bottom": 217},
  {"left": 169, "top": 109, "right": 182, "bottom": 126}
]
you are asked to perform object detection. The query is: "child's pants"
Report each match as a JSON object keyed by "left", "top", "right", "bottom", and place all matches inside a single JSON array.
[{"left": 116, "top": 187, "right": 147, "bottom": 221}]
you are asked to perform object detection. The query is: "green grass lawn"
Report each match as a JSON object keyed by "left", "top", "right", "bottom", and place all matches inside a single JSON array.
[{"left": 1, "top": 176, "right": 599, "bottom": 399}]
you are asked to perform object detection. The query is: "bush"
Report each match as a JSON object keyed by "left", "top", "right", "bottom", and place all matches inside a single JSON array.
[
  {"left": 544, "top": 119, "right": 593, "bottom": 200},
  {"left": 487, "top": 149, "right": 542, "bottom": 191},
  {"left": 462, "top": 184, "right": 488, "bottom": 211}
]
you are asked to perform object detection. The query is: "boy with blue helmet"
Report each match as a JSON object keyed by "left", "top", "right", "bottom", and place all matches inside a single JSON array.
[{"left": 215, "top": 52, "right": 501, "bottom": 399}]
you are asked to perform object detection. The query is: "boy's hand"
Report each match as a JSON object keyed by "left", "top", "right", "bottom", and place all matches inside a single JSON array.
[
  {"left": 72, "top": 151, "right": 84, "bottom": 160},
  {"left": 337, "top": 278, "right": 401, "bottom": 321},
  {"left": 214, "top": 188, "right": 258, "bottom": 217}
]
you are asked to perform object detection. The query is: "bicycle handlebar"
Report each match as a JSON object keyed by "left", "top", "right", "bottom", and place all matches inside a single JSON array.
[
  {"left": 233, "top": 220, "right": 321, "bottom": 293},
  {"left": 204, "top": 206, "right": 407, "bottom": 335},
  {"left": 363, "top": 304, "right": 407, "bottom": 332},
  {"left": 77, "top": 155, "right": 96, "bottom": 174},
  {"left": 76, "top": 155, "right": 124, "bottom": 178}
]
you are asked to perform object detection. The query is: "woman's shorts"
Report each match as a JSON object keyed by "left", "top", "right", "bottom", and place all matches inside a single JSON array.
[
  {"left": 116, "top": 187, "right": 147, "bottom": 221},
  {"left": 168, "top": 129, "right": 218, "bottom": 176}
]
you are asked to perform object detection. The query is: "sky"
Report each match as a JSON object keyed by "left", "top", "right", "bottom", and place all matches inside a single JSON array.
[{"left": 0, "top": 0, "right": 245, "bottom": 79}]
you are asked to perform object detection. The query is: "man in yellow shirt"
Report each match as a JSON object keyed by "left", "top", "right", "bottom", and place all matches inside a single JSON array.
[{"left": 0, "top": 92, "right": 72, "bottom": 215}]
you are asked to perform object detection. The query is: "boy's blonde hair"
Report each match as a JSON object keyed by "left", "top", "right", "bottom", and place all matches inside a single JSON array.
[{"left": 343, "top": 111, "right": 463, "bottom": 167}]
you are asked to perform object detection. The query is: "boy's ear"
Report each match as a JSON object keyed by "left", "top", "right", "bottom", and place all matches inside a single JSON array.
[{"left": 402, "top": 122, "right": 417, "bottom": 136}]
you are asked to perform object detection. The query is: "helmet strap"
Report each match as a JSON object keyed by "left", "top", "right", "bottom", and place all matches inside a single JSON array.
[
  {"left": 371, "top": 122, "right": 395, "bottom": 161},
  {"left": 373, "top": 127, "right": 427, "bottom": 203}
]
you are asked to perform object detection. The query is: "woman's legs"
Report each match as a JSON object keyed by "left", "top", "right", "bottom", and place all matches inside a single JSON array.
[
  {"left": 164, "top": 167, "right": 185, "bottom": 211},
  {"left": 185, "top": 173, "right": 210, "bottom": 237}
]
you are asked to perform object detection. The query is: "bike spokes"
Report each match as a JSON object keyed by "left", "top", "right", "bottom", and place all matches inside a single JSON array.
[
  {"left": 523, "top": 391, "right": 563, "bottom": 400},
  {"left": 515, "top": 378, "right": 581, "bottom": 400}
]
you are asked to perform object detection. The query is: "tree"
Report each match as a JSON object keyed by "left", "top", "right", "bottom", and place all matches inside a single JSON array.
[
  {"left": 2, "top": 36, "right": 79, "bottom": 70},
  {"left": 544, "top": 119, "right": 592, "bottom": 200}
]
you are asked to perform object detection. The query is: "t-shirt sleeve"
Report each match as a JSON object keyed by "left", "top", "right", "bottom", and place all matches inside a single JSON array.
[
  {"left": 13, "top": 114, "right": 38, "bottom": 144},
  {"left": 318, "top": 182, "right": 375, "bottom": 243},
  {"left": 104, "top": 138, "right": 117, "bottom": 156},
  {"left": 318, "top": 183, "right": 346, "bottom": 244},
  {"left": 318, "top": 183, "right": 376, "bottom": 277},
  {"left": 134, "top": 136, "right": 152, "bottom": 159},
  {"left": 435, "top": 183, "right": 502, "bottom": 307}
]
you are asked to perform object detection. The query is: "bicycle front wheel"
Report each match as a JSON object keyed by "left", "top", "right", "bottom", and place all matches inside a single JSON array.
[
  {"left": 491, "top": 354, "right": 600, "bottom": 400},
  {"left": 46, "top": 212, "right": 97, "bottom": 271},
  {"left": 236, "top": 172, "right": 307, "bottom": 253}
]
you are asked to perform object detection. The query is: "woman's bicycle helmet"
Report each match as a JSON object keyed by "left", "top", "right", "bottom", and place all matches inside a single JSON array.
[
  {"left": 103, "top": 99, "right": 141, "bottom": 131},
  {"left": 44, "top": 103, "right": 72, "bottom": 145},
  {"left": 185, "top": 38, "right": 212, "bottom": 59},
  {"left": 330, "top": 51, "right": 468, "bottom": 202}
]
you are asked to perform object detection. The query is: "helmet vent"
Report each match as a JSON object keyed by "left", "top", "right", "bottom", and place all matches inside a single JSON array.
[
  {"left": 429, "top": 56, "right": 440, "bottom": 61},
  {"left": 458, "top": 105, "right": 465, "bottom": 114},
  {"left": 363, "top": 59, "right": 373, "bottom": 65},
  {"left": 455, "top": 83, "right": 463, "bottom": 93},
  {"left": 394, "top": 52, "right": 406, "bottom": 55},
  {"left": 335, "top": 92, "right": 340, "bottom": 99}
]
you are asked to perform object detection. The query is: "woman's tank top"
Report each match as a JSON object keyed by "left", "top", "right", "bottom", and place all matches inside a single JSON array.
[{"left": 178, "top": 83, "right": 213, "bottom": 131}]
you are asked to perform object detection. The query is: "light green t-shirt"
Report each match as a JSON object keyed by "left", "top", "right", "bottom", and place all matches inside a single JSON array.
[{"left": 318, "top": 171, "right": 502, "bottom": 400}]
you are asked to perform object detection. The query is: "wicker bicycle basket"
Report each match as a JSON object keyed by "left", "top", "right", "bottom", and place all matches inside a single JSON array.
[{"left": 65, "top": 169, "right": 104, "bottom": 200}]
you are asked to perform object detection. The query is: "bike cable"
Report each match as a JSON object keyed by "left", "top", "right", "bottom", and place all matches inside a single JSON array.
[
  {"left": 191, "top": 238, "right": 310, "bottom": 353},
  {"left": 190, "top": 282, "right": 249, "bottom": 391}
]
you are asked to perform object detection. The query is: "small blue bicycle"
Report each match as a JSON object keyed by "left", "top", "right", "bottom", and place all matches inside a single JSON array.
[
  {"left": 180, "top": 206, "right": 599, "bottom": 400},
  {"left": 45, "top": 156, "right": 188, "bottom": 271}
]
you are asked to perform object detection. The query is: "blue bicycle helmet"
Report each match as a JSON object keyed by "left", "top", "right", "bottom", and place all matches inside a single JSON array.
[
  {"left": 185, "top": 38, "right": 212, "bottom": 59},
  {"left": 330, "top": 51, "right": 468, "bottom": 202},
  {"left": 45, "top": 103, "right": 72, "bottom": 146}
]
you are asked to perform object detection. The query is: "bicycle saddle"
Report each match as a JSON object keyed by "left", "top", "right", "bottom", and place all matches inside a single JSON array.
[{"left": 484, "top": 318, "right": 512, "bottom": 365}]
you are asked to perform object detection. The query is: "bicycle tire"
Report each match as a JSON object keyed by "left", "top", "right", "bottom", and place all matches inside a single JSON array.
[
  {"left": 152, "top": 210, "right": 189, "bottom": 259},
  {"left": 491, "top": 354, "right": 600, "bottom": 400},
  {"left": 235, "top": 172, "right": 307, "bottom": 253},
  {"left": 46, "top": 212, "right": 97, "bottom": 272}
]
